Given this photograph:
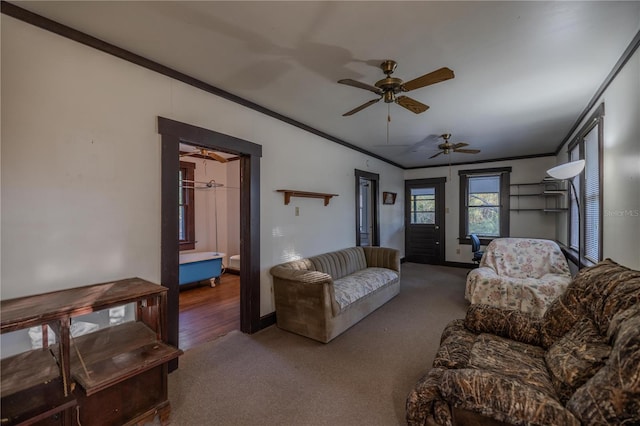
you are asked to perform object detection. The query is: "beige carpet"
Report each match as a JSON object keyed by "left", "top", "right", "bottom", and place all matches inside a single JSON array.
[{"left": 167, "top": 263, "right": 469, "bottom": 425}]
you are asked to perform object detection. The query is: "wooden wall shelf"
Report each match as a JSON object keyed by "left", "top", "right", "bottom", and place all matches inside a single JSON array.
[{"left": 277, "top": 189, "right": 338, "bottom": 206}]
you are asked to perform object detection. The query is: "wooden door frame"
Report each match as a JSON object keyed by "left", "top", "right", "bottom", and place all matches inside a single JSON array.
[
  {"left": 158, "top": 117, "right": 262, "bottom": 367},
  {"left": 354, "top": 169, "right": 379, "bottom": 247},
  {"left": 404, "top": 178, "right": 446, "bottom": 264}
]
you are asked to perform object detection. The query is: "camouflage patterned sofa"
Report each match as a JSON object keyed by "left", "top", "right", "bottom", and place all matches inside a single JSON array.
[{"left": 407, "top": 259, "right": 640, "bottom": 425}]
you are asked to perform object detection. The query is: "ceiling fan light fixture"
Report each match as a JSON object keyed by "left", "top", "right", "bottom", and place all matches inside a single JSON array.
[{"left": 383, "top": 91, "right": 395, "bottom": 103}]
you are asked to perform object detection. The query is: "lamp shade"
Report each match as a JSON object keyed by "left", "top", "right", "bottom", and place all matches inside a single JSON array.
[{"left": 546, "top": 159, "right": 585, "bottom": 180}]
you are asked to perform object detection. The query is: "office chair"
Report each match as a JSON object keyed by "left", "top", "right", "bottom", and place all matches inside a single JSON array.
[{"left": 470, "top": 234, "right": 484, "bottom": 266}]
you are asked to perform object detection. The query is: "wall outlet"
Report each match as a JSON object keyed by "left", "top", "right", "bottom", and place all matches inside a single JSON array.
[
  {"left": 446, "top": 207, "right": 450, "bottom": 213},
  {"left": 295, "top": 206, "right": 300, "bottom": 216},
  {"left": 456, "top": 248, "right": 460, "bottom": 254}
]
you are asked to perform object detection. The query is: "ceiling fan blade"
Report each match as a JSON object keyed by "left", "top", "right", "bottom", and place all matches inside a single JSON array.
[
  {"left": 402, "top": 67, "right": 455, "bottom": 92},
  {"left": 429, "top": 151, "right": 445, "bottom": 159},
  {"left": 337, "top": 79, "right": 383, "bottom": 95},
  {"left": 342, "top": 98, "right": 381, "bottom": 116},
  {"left": 454, "top": 149, "right": 481, "bottom": 154},
  {"left": 179, "top": 151, "right": 197, "bottom": 157},
  {"left": 452, "top": 142, "right": 469, "bottom": 149},
  {"left": 395, "top": 96, "right": 429, "bottom": 114},
  {"left": 206, "top": 151, "right": 229, "bottom": 163}
]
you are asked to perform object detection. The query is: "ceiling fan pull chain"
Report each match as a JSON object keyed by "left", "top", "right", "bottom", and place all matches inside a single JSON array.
[{"left": 387, "top": 104, "right": 391, "bottom": 144}]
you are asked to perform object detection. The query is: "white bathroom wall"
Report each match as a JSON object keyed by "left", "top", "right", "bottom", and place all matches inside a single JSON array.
[
  {"left": 404, "top": 156, "right": 558, "bottom": 263},
  {"left": 226, "top": 160, "right": 241, "bottom": 261},
  {"left": 180, "top": 156, "right": 232, "bottom": 263},
  {"left": 554, "top": 48, "right": 640, "bottom": 269},
  {"left": 0, "top": 16, "right": 405, "bottom": 315}
]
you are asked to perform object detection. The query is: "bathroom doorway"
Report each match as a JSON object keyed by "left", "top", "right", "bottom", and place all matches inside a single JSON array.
[
  {"left": 177, "top": 144, "right": 241, "bottom": 350},
  {"left": 158, "top": 117, "right": 262, "bottom": 366}
]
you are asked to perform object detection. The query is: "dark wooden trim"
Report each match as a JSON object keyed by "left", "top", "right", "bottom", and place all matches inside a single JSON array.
[
  {"left": 354, "top": 169, "right": 380, "bottom": 247},
  {"left": 240, "top": 154, "right": 262, "bottom": 333},
  {"left": 259, "top": 312, "right": 277, "bottom": 330},
  {"left": 160, "top": 134, "right": 180, "bottom": 371},
  {"left": 158, "top": 117, "right": 263, "bottom": 368},
  {"left": 458, "top": 167, "right": 511, "bottom": 244},
  {"left": 1, "top": 0, "right": 402, "bottom": 170},
  {"left": 556, "top": 30, "right": 640, "bottom": 154},
  {"left": 458, "top": 167, "right": 513, "bottom": 176},
  {"left": 405, "top": 153, "right": 555, "bottom": 170},
  {"left": 178, "top": 161, "right": 196, "bottom": 251},
  {"left": 443, "top": 261, "right": 475, "bottom": 269}
]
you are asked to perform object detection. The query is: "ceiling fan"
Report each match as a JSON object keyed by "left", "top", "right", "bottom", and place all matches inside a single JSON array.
[
  {"left": 338, "top": 60, "right": 454, "bottom": 117},
  {"left": 180, "top": 148, "right": 228, "bottom": 163},
  {"left": 429, "top": 134, "right": 480, "bottom": 159}
]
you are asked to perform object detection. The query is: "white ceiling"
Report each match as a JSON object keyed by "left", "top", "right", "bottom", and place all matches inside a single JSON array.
[{"left": 14, "top": 1, "right": 640, "bottom": 168}]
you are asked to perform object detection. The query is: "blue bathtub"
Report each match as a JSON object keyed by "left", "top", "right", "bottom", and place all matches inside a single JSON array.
[{"left": 179, "top": 252, "right": 225, "bottom": 287}]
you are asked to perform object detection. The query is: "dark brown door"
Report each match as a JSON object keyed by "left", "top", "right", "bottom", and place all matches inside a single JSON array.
[{"left": 405, "top": 178, "right": 446, "bottom": 264}]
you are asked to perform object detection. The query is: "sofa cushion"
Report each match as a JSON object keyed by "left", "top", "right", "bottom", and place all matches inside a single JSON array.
[
  {"left": 468, "top": 334, "right": 553, "bottom": 397},
  {"left": 309, "top": 247, "right": 367, "bottom": 280},
  {"left": 566, "top": 304, "right": 640, "bottom": 424},
  {"left": 541, "top": 258, "right": 640, "bottom": 347},
  {"left": 544, "top": 318, "right": 611, "bottom": 403},
  {"left": 332, "top": 267, "right": 398, "bottom": 310},
  {"left": 433, "top": 320, "right": 477, "bottom": 369},
  {"left": 439, "top": 369, "right": 580, "bottom": 426}
]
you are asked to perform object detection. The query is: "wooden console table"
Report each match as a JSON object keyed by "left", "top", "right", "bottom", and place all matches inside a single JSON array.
[{"left": 1, "top": 278, "right": 182, "bottom": 426}]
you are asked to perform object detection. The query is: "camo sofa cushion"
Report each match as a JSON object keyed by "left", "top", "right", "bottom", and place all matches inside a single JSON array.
[{"left": 407, "top": 259, "right": 640, "bottom": 425}]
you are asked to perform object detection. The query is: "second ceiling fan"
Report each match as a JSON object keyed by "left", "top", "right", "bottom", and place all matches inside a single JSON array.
[
  {"left": 338, "top": 60, "right": 454, "bottom": 116},
  {"left": 429, "top": 134, "right": 480, "bottom": 158}
]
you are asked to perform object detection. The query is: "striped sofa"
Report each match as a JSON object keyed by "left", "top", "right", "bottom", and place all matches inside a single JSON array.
[{"left": 269, "top": 246, "right": 400, "bottom": 343}]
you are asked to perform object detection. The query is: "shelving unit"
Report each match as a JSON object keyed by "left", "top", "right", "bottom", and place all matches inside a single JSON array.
[
  {"left": 276, "top": 189, "right": 338, "bottom": 206},
  {"left": 510, "top": 179, "right": 567, "bottom": 212},
  {"left": 1, "top": 278, "right": 182, "bottom": 426}
]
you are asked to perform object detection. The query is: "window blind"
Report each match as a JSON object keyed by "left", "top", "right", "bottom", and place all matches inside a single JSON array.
[
  {"left": 584, "top": 124, "right": 600, "bottom": 262},
  {"left": 569, "top": 147, "right": 580, "bottom": 250}
]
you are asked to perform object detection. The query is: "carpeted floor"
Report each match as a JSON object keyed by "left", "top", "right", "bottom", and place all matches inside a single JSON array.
[{"left": 167, "top": 263, "right": 469, "bottom": 425}]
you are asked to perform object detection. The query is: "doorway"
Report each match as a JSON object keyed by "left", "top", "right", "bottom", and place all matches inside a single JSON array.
[
  {"left": 355, "top": 170, "right": 379, "bottom": 247},
  {"left": 177, "top": 143, "right": 241, "bottom": 350},
  {"left": 158, "top": 117, "right": 262, "bottom": 365},
  {"left": 405, "top": 178, "right": 446, "bottom": 264}
]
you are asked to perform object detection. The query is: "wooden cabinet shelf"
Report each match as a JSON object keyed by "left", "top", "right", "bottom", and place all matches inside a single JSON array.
[
  {"left": 277, "top": 189, "right": 338, "bottom": 206},
  {"left": 1, "top": 278, "right": 181, "bottom": 426}
]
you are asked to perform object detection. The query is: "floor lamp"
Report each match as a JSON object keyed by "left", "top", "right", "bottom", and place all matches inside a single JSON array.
[{"left": 546, "top": 159, "right": 586, "bottom": 269}]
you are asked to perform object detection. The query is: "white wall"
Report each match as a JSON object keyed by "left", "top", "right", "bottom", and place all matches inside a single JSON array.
[
  {"left": 555, "top": 49, "right": 640, "bottom": 269},
  {"left": 0, "top": 16, "right": 405, "bottom": 316},
  {"left": 404, "top": 156, "right": 559, "bottom": 263},
  {"left": 180, "top": 156, "right": 236, "bottom": 265}
]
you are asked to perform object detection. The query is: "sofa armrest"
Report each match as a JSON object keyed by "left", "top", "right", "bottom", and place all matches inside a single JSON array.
[
  {"left": 270, "top": 267, "right": 340, "bottom": 317},
  {"left": 362, "top": 246, "right": 400, "bottom": 272},
  {"left": 464, "top": 304, "right": 543, "bottom": 347},
  {"left": 270, "top": 267, "right": 332, "bottom": 285}
]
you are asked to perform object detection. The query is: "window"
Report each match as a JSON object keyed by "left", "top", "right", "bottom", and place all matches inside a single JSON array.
[
  {"left": 409, "top": 188, "right": 435, "bottom": 224},
  {"left": 568, "top": 103, "right": 603, "bottom": 265},
  {"left": 459, "top": 167, "right": 511, "bottom": 243},
  {"left": 179, "top": 161, "right": 195, "bottom": 250}
]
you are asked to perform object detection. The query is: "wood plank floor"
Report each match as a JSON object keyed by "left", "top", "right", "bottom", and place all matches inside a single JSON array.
[{"left": 178, "top": 273, "right": 240, "bottom": 351}]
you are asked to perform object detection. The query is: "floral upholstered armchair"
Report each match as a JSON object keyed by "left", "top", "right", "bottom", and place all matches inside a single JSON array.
[
  {"left": 407, "top": 259, "right": 640, "bottom": 426},
  {"left": 465, "top": 238, "right": 571, "bottom": 316}
]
